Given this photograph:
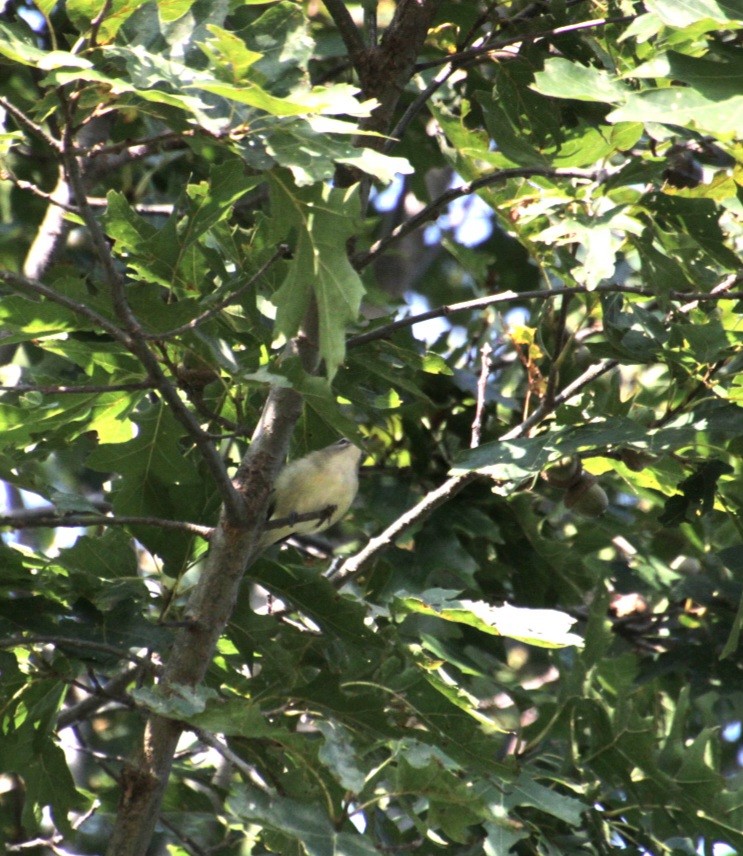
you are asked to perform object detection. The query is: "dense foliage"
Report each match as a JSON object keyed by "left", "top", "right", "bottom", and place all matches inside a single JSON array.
[{"left": 1, "top": 1, "right": 742, "bottom": 854}]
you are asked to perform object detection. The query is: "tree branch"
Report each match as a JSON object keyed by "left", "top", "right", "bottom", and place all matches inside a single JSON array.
[
  {"left": 499, "top": 358, "right": 618, "bottom": 441},
  {"left": 58, "top": 666, "right": 141, "bottom": 730},
  {"left": 353, "top": 166, "right": 613, "bottom": 269},
  {"left": 415, "top": 15, "right": 637, "bottom": 73},
  {"left": 106, "top": 310, "right": 318, "bottom": 856},
  {"left": 0, "top": 270, "right": 242, "bottom": 513},
  {"left": 0, "top": 508, "right": 213, "bottom": 539},
  {"left": 0, "top": 381, "right": 154, "bottom": 394},
  {"left": 332, "top": 471, "right": 478, "bottom": 582},
  {"left": 383, "top": 59, "right": 460, "bottom": 155},
  {"left": 355, "top": 0, "right": 441, "bottom": 141},
  {"left": 0, "top": 269, "right": 137, "bottom": 344},
  {"left": 470, "top": 342, "right": 492, "bottom": 449},
  {"left": 57, "top": 105, "right": 245, "bottom": 525},
  {"left": 333, "top": 355, "right": 620, "bottom": 582},
  {"left": 322, "top": 0, "right": 367, "bottom": 69},
  {"left": 384, "top": 14, "right": 635, "bottom": 156},
  {"left": 347, "top": 282, "right": 743, "bottom": 348}
]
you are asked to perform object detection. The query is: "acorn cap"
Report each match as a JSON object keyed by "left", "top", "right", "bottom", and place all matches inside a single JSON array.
[{"left": 543, "top": 455, "right": 582, "bottom": 489}]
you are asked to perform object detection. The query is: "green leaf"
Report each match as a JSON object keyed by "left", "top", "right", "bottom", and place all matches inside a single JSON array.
[
  {"left": 503, "top": 771, "right": 585, "bottom": 826},
  {"left": 659, "top": 459, "right": 734, "bottom": 525},
  {"left": 0, "top": 295, "right": 83, "bottom": 340},
  {"left": 86, "top": 404, "right": 198, "bottom": 485},
  {"left": 0, "top": 22, "right": 92, "bottom": 67},
  {"left": 484, "top": 821, "right": 529, "bottom": 854},
  {"left": 48, "top": 51, "right": 219, "bottom": 127},
  {"left": 198, "top": 24, "right": 263, "bottom": 77},
  {"left": 608, "top": 87, "right": 743, "bottom": 137},
  {"left": 158, "top": 0, "right": 197, "bottom": 24},
  {"left": 532, "top": 58, "right": 629, "bottom": 104},
  {"left": 395, "top": 590, "right": 583, "bottom": 648},
  {"left": 450, "top": 418, "right": 650, "bottom": 483},
  {"left": 227, "top": 784, "right": 380, "bottom": 856},
  {"left": 396, "top": 753, "right": 489, "bottom": 841},
  {"left": 476, "top": 90, "right": 548, "bottom": 166},
  {"left": 250, "top": 560, "right": 379, "bottom": 647},
  {"left": 269, "top": 177, "right": 365, "bottom": 378},
  {"left": 645, "top": 0, "right": 743, "bottom": 27},
  {"left": 33, "top": 0, "right": 57, "bottom": 14},
  {"left": 132, "top": 684, "right": 220, "bottom": 718},
  {"left": 187, "top": 79, "right": 311, "bottom": 115},
  {"left": 23, "top": 740, "right": 88, "bottom": 836},
  {"left": 260, "top": 115, "right": 410, "bottom": 185},
  {"left": 56, "top": 530, "right": 138, "bottom": 581},
  {"left": 66, "top": 0, "right": 153, "bottom": 41},
  {"left": 316, "top": 721, "right": 366, "bottom": 792},
  {"left": 669, "top": 319, "right": 733, "bottom": 363}
]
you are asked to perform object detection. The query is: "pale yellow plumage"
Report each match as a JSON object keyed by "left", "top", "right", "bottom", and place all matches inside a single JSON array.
[{"left": 260, "top": 439, "right": 363, "bottom": 547}]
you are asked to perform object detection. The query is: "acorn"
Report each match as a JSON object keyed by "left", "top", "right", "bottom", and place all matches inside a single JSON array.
[
  {"left": 564, "top": 473, "right": 609, "bottom": 517},
  {"left": 543, "top": 455, "right": 582, "bottom": 489},
  {"left": 573, "top": 344, "right": 592, "bottom": 371},
  {"left": 175, "top": 360, "right": 219, "bottom": 393},
  {"left": 619, "top": 448, "right": 654, "bottom": 472},
  {"left": 670, "top": 556, "right": 702, "bottom": 575}
]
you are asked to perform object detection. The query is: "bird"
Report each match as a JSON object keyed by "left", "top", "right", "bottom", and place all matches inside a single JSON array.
[{"left": 260, "top": 438, "right": 364, "bottom": 547}]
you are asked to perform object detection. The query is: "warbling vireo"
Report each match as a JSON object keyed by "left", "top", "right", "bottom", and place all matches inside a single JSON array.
[{"left": 260, "top": 438, "right": 363, "bottom": 547}]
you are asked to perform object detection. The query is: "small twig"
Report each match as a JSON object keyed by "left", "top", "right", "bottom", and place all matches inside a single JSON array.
[
  {"left": 154, "top": 815, "right": 210, "bottom": 856},
  {"left": 191, "top": 727, "right": 260, "bottom": 782},
  {"left": 499, "top": 358, "right": 619, "bottom": 441},
  {"left": 470, "top": 342, "right": 492, "bottom": 449},
  {"left": 7, "top": 835, "right": 84, "bottom": 855},
  {"left": 89, "top": 0, "right": 114, "bottom": 47},
  {"left": 69, "top": 0, "right": 113, "bottom": 52},
  {"left": 654, "top": 358, "right": 727, "bottom": 430},
  {"left": 383, "top": 61, "right": 459, "bottom": 155},
  {"left": 0, "top": 635, "right": 158, "bottom": 667},
  {"left": 0, "top": 169, "right": 79, "bottom": 212},
  {"left": 332, "top": 471, "right": 479, "bottom": 582},
  {"left": 143, "top": 244, "right": 291, "bottom": 340},
  {"left": 676, "top": 272, "right": 740, "bottom": 313},
  {"left": 75, "top": 130, "right": 201, "bottom": 158},
  {"left": 385, "top": 14, "right": 511, "bottom": 153},
  {"left": 86, "top": 198, "right": 174, "bottom": 216},
  {"left": 58, "top": 666, "right": 141, "bottom": 729},
  {"left": 543, "top": 292, "right": 572, "bottom": 408},
  {"left": 153, "top": 341, "right": 239, "bottom": 435},
  {"left": 652, "top": 278, "right": 741, "bottom": 427},
  {"left": 458, "top": 0, "right": 499, "bottom": 47},
  {"left": 180, "top": 389, "right": 240, "bottom": 435},
  {"left": 0, "top": 95, "right": 62, "bottom": 151},
  {"left": 0, "top": 381, "right": 154, "bottom": 394}
]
